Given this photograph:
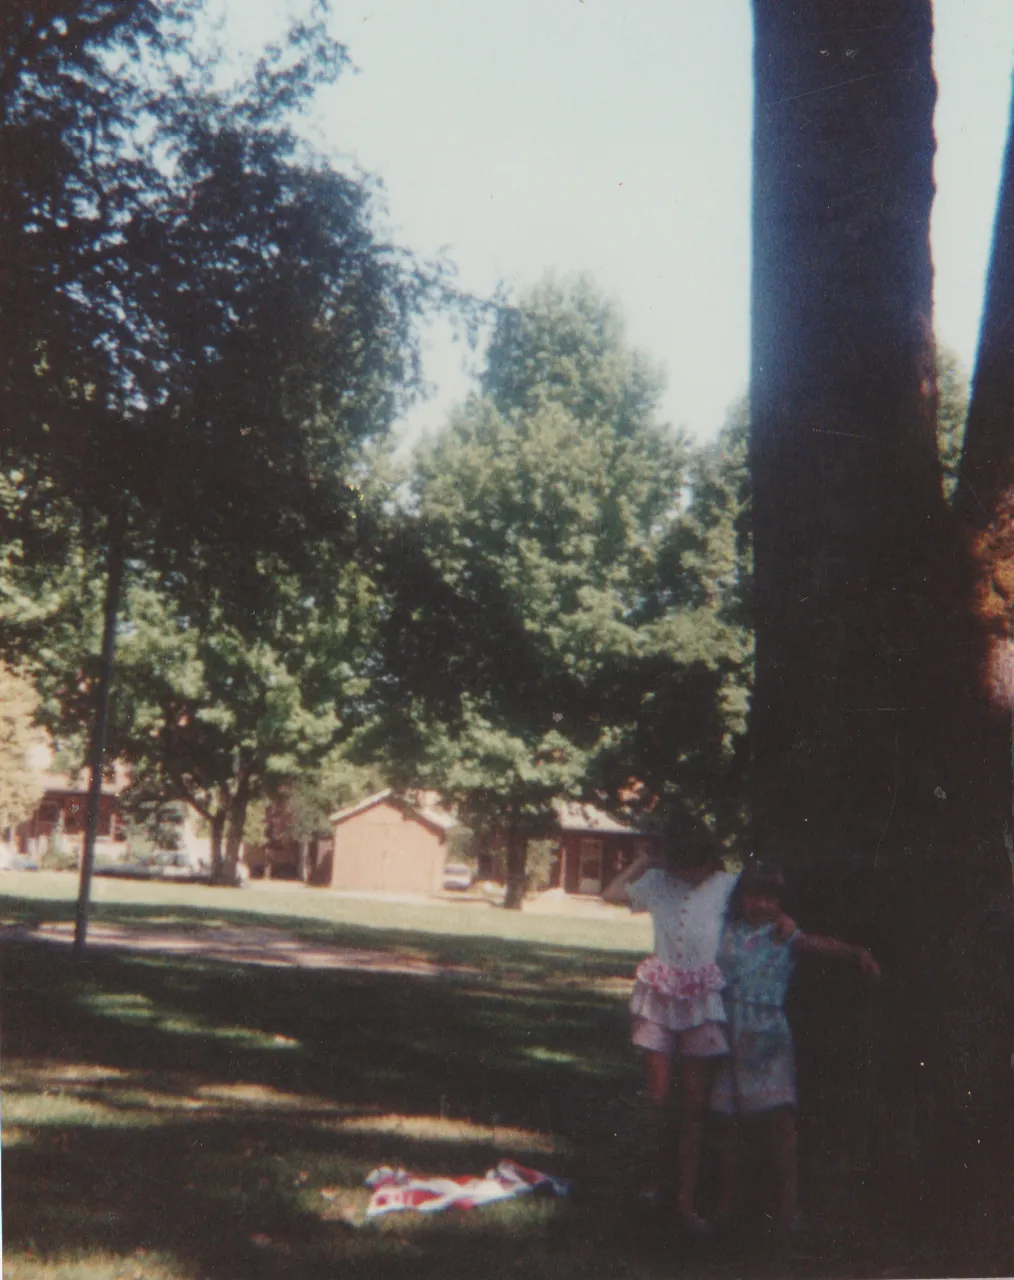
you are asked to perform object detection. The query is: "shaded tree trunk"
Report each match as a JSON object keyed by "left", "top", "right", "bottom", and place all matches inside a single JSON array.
[
  {"left": 73, "top": 506, "right": 127, "bottom": 957},
  {"left": 218, "top": 763, "right": 251, "bottom": 886},
  {"left": 751, "top": 0, "right": 946, "bottom": 894},
  {"left": 750, "top": 0, "right": 1011, "bottom": 1257},
  {"left": 208, "top": 807, "right": 227, "bottom": 881},
  {"left": 503, "top": 805, "right": 527, "bottom": 910}
]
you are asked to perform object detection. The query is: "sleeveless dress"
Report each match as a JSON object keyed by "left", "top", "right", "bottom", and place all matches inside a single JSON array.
[{"left": 710, "top": 920, "right": 799, "bottom": 1114}]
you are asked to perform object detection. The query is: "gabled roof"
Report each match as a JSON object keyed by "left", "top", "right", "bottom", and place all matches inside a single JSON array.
[
  {"left": 329, "top": 790, "right": 461, "bottom": 836},
  {"left": 554, "top": 800, "right": 636, "bottom": 835},
  {"left": 329, "top": 789, "right": 395, "bottom": 825}
]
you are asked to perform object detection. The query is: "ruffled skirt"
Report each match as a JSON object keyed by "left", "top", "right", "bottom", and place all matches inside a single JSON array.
[{"left": 628, "top": 957, "right": 727, "bottom": 1032}]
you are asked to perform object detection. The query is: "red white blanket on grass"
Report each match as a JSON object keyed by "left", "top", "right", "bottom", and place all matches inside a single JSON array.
[{"left": 363, "top": 1160, "right": 571, "bottom": 1218}]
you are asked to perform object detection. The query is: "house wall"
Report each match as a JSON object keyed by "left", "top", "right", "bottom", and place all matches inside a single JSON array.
[
  {"left": 555, "top": 832, "right": 661, "bottom": 895},
  {"left": 14, "top": 791, "right": 126, "bottom": 860},
  {"left": 329, "top": 800, "right": 446, "bottom": 895},
  {"left": 245, "top": 838, "right": 302, "bottom": 880}
]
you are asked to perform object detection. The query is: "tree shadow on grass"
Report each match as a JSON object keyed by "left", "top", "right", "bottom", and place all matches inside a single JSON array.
[
  {"left": 4, "top": 1096, "right": 894, "bottom": 1280},
  {"left": 0, "top": 886, "right": 642, "bottom": 988},
  {"left": 0, "top": 937, "right": 666, "bottom": 1280},
  {"left": 2, "top": 936, "right": 999, "bottom": 1277},
  {"left": 1, "top": 941, "right": 632, "bottom": 1127},
  {"left": 5, "top": 1105, "right": 955, "bottom": 1280}
]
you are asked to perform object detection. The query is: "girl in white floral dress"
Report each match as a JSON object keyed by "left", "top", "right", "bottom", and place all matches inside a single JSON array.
[{"left": 604, "top": 817, "right": 739, "bottom": 1232}]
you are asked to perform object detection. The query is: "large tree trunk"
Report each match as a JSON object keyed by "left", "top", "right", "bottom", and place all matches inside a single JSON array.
[
  {"left": 503, "top": 806, "right": 527, "bottom": 910},
  {"left": 208, "top": 806, "right": 227, "bottom": 881},
  {"left": 218, "top": 764, "right": 251, "bottom": 886},
  {"left": 751, "top": 0, "right": 945, "bottom": 895},
  {"left": 73, "top": 506, "right": 127, "bottom": 957},
  {"left": 750, "top": 1, "right": 1011, "bottom": 1259}
]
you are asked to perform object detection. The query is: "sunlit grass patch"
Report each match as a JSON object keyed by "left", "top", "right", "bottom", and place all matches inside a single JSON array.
[
  {"left": 22, "top": 1063, "right": 130, "bottom": 1086},
  {"left": 82, "top": 990, "right": 301, "bottom": 1049},
  {"left": 1, "top": 1091, "right": 151, "bottom": 1129},
  {"left": 2, "top": 1061, "right": 367, "bottom": 1129},
  {"left": 335, "top": 1111, "right": 562, "bottom": 1155},
  {"left": 194, "top": 1081, "right": 351, "bottom": 1111},
  {"left": 2, "top": 1247, "right": 189, "bottom": 1280},
  {"left": 525, "top": 1047, "right": 580, "bottom": 1066},
  {"left": 1, "top": 1124, "right": 35, "bottom": 1147}
]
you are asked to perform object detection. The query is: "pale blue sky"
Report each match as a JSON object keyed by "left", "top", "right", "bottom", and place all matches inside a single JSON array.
[{"left": 227, "top": 1, "right": 1014, "bottom": 444}]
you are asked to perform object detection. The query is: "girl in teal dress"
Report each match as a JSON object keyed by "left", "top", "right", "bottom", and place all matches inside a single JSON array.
[{"left": 710, "top": 862, "right": 880, "bottom": 1232}]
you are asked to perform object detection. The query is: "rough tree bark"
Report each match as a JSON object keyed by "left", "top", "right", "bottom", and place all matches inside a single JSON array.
[{"left": 750, "top": 0, "right": 1012, "bottom": 1257}]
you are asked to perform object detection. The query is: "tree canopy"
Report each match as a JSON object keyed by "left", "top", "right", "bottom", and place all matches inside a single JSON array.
[
  {"left": 370, "top": 277, "right": 749, "bottom": 903},
  {"left": 107, "top": 561, "right": 376, "bottom": 882},
  {"left": 1, "top": 0, "right": 439, "bottom": 929},
  {"left": 2, "top": 0, "right": 432, "bottom": 589}
]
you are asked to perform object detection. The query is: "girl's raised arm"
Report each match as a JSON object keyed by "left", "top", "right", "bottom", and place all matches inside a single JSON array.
[
  {"left": 601, "top": 849, "right": 659, "bottom": 906},
  {"left": 792, "top": 931, "right": 882, "bottom": 980}
]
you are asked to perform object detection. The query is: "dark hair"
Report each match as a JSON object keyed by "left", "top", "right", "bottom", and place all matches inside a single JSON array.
[
  {"left": 729, "top": 859, "right": 785, "bottom": 920},
  {"left": 662, "top": 811, "right": 721, "bottom": 871}
]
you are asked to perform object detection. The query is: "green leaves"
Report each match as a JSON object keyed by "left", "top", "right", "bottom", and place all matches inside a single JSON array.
[
  {"left": 377, "top": 275, "right": 751, "bottom": 876},
  {"left": 936, "top": 346, "right": 969, "bottom": 504},
  {"left": 0, "top": 663, "right": 47, "bottom": 831},
  {"left": 2, "top": 0, "right": 435, "bottom": 597},
  {"left": 106, "top": 560, "right": 375, "bottom": 875},
  {"left": 1, "top": 0, "right": 439, "bottom": 885},
  {"left": 482, "top": 275, "right": 666, "bottom": 436}
]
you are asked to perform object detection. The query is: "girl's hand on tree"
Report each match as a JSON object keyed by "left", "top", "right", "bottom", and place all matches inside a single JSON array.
[
  {"left": 855, "top": 948, "right": 882, "bottom": 981},
  {"left": 774, "top": 912, "right": 797, "bottom": 942}
]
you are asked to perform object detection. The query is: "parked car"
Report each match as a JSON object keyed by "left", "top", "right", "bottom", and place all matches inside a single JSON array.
[
  {"left": 93, "top": 860, "right": 156, "bottom": 880},
  {"left": 154, "top": 851, "right": 213, "bottom": 883},
  {"left": 442, "top": 862, "right": 475, "bottom": 891},
  {"left": 0, "top": 849, "right": 40, "bottom": 872},
  {"left": 92, "top": 851, "right": 215, "bottom": 884}
]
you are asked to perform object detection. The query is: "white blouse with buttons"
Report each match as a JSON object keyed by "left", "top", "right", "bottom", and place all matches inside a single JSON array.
[{"left": 627, "top": 868, "right": 738, "bottom": 971}]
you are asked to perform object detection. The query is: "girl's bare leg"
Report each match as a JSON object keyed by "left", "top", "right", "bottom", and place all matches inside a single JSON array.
[
  {"left": 771, "top": 1107, "right": 799, "bottom": 1228},
  {"left": 638, "top": 1050, "right": 673, "bottom": 1200},
  {"left": 714, "top": 1115, "right": 739, "bottom": 1224},
  {"left": 643, "top": 1049, "right": 671, "bottom": 1105},
  {"left": 675, "top": 1056, "right": 720, "bottom": 1228}
]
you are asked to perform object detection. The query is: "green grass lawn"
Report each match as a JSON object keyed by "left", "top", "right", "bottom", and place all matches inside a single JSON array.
[{"left": 0, "top": 873, "right": 972, "bottom": 1279}]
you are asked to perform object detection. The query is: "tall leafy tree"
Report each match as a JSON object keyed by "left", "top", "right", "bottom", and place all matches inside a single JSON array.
[
  {"left": 2, "top": 1, "right": 433, "bottom": 940},
  {"left": 376, "top": 278, "right": 747, "bottom": 905},
  {"left": 108, "top": 565, "right": 375, "bottom": 883}
]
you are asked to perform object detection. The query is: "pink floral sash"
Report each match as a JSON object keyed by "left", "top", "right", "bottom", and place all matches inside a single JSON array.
[{"left": 634, "top": 957, "right": 725, "bottom": 999}]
